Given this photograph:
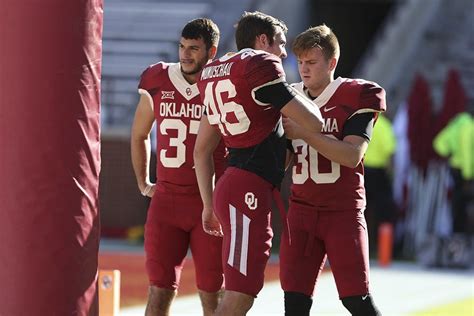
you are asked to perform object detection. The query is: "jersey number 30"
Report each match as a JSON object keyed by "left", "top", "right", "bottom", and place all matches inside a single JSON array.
[{"left": 292, "top": 137, "right": 341, "bottom": 184}]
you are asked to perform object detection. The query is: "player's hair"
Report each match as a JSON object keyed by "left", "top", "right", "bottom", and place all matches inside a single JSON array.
[
  {"left": 235, "top": 11, "right": 288, "bottom": 50},
  {"left": 292, "top": 24, "right": 340, "bottom": 60},
  {"left": 181, "top": 18, "right": 220, "bottom": 50}
]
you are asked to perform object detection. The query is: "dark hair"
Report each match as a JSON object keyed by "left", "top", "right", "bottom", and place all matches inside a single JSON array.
[
  {"left": 181, "top": 18, "right": 220, "bottom": 50},
  {"left": 292, "top": 24, "right": 340, "bottom": 60},
  {"left": 235, "top": 11, "right": 288, "bottom": 50}
]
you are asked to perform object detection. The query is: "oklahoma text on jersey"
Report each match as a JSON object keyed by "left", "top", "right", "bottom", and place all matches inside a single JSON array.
[{"left": 159, "top": 101, "right": 204, "bottom": 119}]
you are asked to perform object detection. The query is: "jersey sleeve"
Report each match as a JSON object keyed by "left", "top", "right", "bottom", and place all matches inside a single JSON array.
[
  {"left": 245, "top": 53, "right": 286, "bottom": 90},
  {"left": 359, "top": 81, "right": 387, "bottom": 113},
  {"left": 245, "top": 53, "right": 290, "bottom": 109},
  {"left": 253, "top": 81, "right": 297, "bottom": 109},
  {"left": 342, "top": 112, "right": 375, "bottom": 140},
  {"left": 138, "top": 62, "right": 166, "bottom": 96}
]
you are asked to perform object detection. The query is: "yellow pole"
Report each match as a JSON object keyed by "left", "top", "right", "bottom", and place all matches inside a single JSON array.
[{"left": 98, "top": 270, "right": 121, "bottom": 316}]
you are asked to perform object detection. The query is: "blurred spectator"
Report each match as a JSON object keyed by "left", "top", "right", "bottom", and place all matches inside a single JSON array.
[
  {"left": 433, "top": 110, "right": 474, "bottom": 234},
  {"left": 364, "top": 114, "right": 397, "bottom": 253}
]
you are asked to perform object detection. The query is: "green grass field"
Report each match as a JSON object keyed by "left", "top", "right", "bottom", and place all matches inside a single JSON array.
[{"left": 410, "top": 296, "right": 474, "bottom": 316}]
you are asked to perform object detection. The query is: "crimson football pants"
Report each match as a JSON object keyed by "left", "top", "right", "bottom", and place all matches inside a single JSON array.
[
  {"left": 280, "top": 202, "right": 370, "bottom": 298},
  {"left": 213, "top": 167, "right": 275, "bottom": 297},
  {"left": 144, "top": 183, "right": 223, "bottom": 292}
]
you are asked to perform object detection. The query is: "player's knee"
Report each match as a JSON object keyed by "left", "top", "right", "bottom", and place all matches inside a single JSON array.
[
  {"left": 284, "top": 291, "right": 313, "bottom": 316},
  {"left": 198, "top": 289, "right": 222, "bottom": 314},
  {"left": 196, "top": 272, "right": 224, "bottom": 293},
  {"left": 146, "top": 286, "right": 176, "bottom": 314},
  {"left": 341, "top": 294, "right": 381, "bottom": 316}
]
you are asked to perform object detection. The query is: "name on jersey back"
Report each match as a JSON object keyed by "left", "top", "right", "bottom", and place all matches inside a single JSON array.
[{"left": 200, "top": 62, "right": 234, "bottom": 80}]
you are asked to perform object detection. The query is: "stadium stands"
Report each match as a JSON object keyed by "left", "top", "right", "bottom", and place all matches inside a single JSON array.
[
  {"left": 101, "top": 0, "right": 254, "bottom": 128},
  {"left": 355, "top": 0, "right": 474, "bottom": 111},
  {"left": 101, "top": 0, "right": 212, "bottom": 127}
]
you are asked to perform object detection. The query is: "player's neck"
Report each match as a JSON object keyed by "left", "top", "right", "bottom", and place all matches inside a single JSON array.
[
  {"left": 182, "top": 72, "right": 197, "bottom": 85},
  {"left": 307, "top": 76, "right": 333, "bottom": 99}
]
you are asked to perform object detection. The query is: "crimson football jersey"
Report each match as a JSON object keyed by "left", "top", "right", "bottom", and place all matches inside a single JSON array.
[
  {"left": 197, "top": 49, "right": 286, "bottom": 149},
  {"left": 138, "top": 62, "right": 226, "bottom": 191},
  {"left": 290, "top": 77, "right": 386, "bottom": 210}
]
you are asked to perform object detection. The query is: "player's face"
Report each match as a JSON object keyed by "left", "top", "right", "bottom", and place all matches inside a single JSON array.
[
  {"left": 297, "top": 47, "right": 334, "bottom": 94},
  {"left": 263, "top": 27, "right": 287, "bottom": 59},
  {"left": 179, "top": 37, "right": 210, "bottom": 75}
]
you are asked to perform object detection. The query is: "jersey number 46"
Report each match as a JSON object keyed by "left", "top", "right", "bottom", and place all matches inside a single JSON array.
[{"left": 203, "top": 79, "right": 250, "bottom": 136}]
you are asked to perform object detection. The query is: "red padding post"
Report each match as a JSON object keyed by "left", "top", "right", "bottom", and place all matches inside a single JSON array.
[{"left": 0, "top": 1, "right": 103, "bottom": 314}]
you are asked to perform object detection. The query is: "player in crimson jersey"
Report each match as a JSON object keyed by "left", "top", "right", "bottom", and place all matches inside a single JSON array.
[
  {"left": 130, "top": 19, "right": 226, "bottom": 316},
  {"left": 194, "top": 11, "right": 323, "bottom": 316},
  {"left": 280, "top": 25, "right": 385, "bottom": 316}
]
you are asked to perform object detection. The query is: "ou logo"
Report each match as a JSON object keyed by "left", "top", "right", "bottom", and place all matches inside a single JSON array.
[{"left": 245, "top": 192, "right": 258, "bottom": 210}]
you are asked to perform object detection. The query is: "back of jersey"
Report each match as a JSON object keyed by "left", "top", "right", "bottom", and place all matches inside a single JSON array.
[{"left": 197, "top": 49, "right": 285, "bottom": 148}]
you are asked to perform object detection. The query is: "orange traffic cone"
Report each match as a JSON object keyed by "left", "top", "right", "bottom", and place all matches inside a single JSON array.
[{"left": 378, "top": 223, "right": 393, "bottom": 267}]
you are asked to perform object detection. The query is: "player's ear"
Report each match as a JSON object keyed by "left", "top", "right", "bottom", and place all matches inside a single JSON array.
[
  {"left": 208, "top": 45, "right": 218, "bottom": 60},
  {"left": 329, "top": 57, "right": 338, "bottom": 71},
  {"left": 255, "top": 33, "right": 268, "bottom": 49}
]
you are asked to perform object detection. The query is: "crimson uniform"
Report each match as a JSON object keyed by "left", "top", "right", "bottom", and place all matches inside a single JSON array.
[
  {"left": 197, "top": 49, "right": 289, "bottom": 296},
  {"left": 280, "top": 77, "right": 386, "bottom": 298},
  {"left": 139, "top": 62, "right": 225, "bottom": 292}
]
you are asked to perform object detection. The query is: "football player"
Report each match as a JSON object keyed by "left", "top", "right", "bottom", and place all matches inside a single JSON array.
[
  {"left": 131, "top": 18, "right": 226, "bottom": 316},
  {"left": 280, "top": 24, "right": 385, "bottom": 316},
  {"left": 194, "top": 11, "right": 323, "bottom": 316}
]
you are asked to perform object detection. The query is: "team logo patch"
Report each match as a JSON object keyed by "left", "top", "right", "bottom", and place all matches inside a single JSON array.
[
  {"left": 161, "top": 91, "right": 175, "bottom": 99},
  {"left": 245, "top": 192, "right": 258, "bottom": 210}
]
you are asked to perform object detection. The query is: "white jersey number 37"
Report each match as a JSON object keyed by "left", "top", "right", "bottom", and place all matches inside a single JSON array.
[{"left": 159, "top": 118, "right": 199, "bottom": 168}]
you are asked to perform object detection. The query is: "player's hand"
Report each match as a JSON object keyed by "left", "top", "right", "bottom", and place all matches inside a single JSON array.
[
  {"left": 146, "top": 184, "right": 156, "bottom": 197},
  {"left": 202, "top": 207, "right": 223, "bottom": 237},
  {"left": 141, "top": 183, "right": 156, "bottom": 198},
  {"left": 283, "top": 117, "right": 305, "bottom": 140}
]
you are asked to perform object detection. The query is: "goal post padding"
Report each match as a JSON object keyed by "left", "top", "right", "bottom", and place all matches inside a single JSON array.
[{"left": 0, "top": 1, "right": 103, "bottom": 315}]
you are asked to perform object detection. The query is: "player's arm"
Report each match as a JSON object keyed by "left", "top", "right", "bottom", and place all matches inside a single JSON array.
[
  {"left": 284, "top": 112, "right": 376, "bottom": 168},
  {"left": 254, "top": 81, "right": 323, "bottom": 133},
  {"left": 281, "top": 92, "right": 324, "bottom": 132},
  {"left": 194, "top": 115, "right": 223, "bottom": 237},
  {"left": 131, "top": 93, "right": 155, "bottom": 197}
]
